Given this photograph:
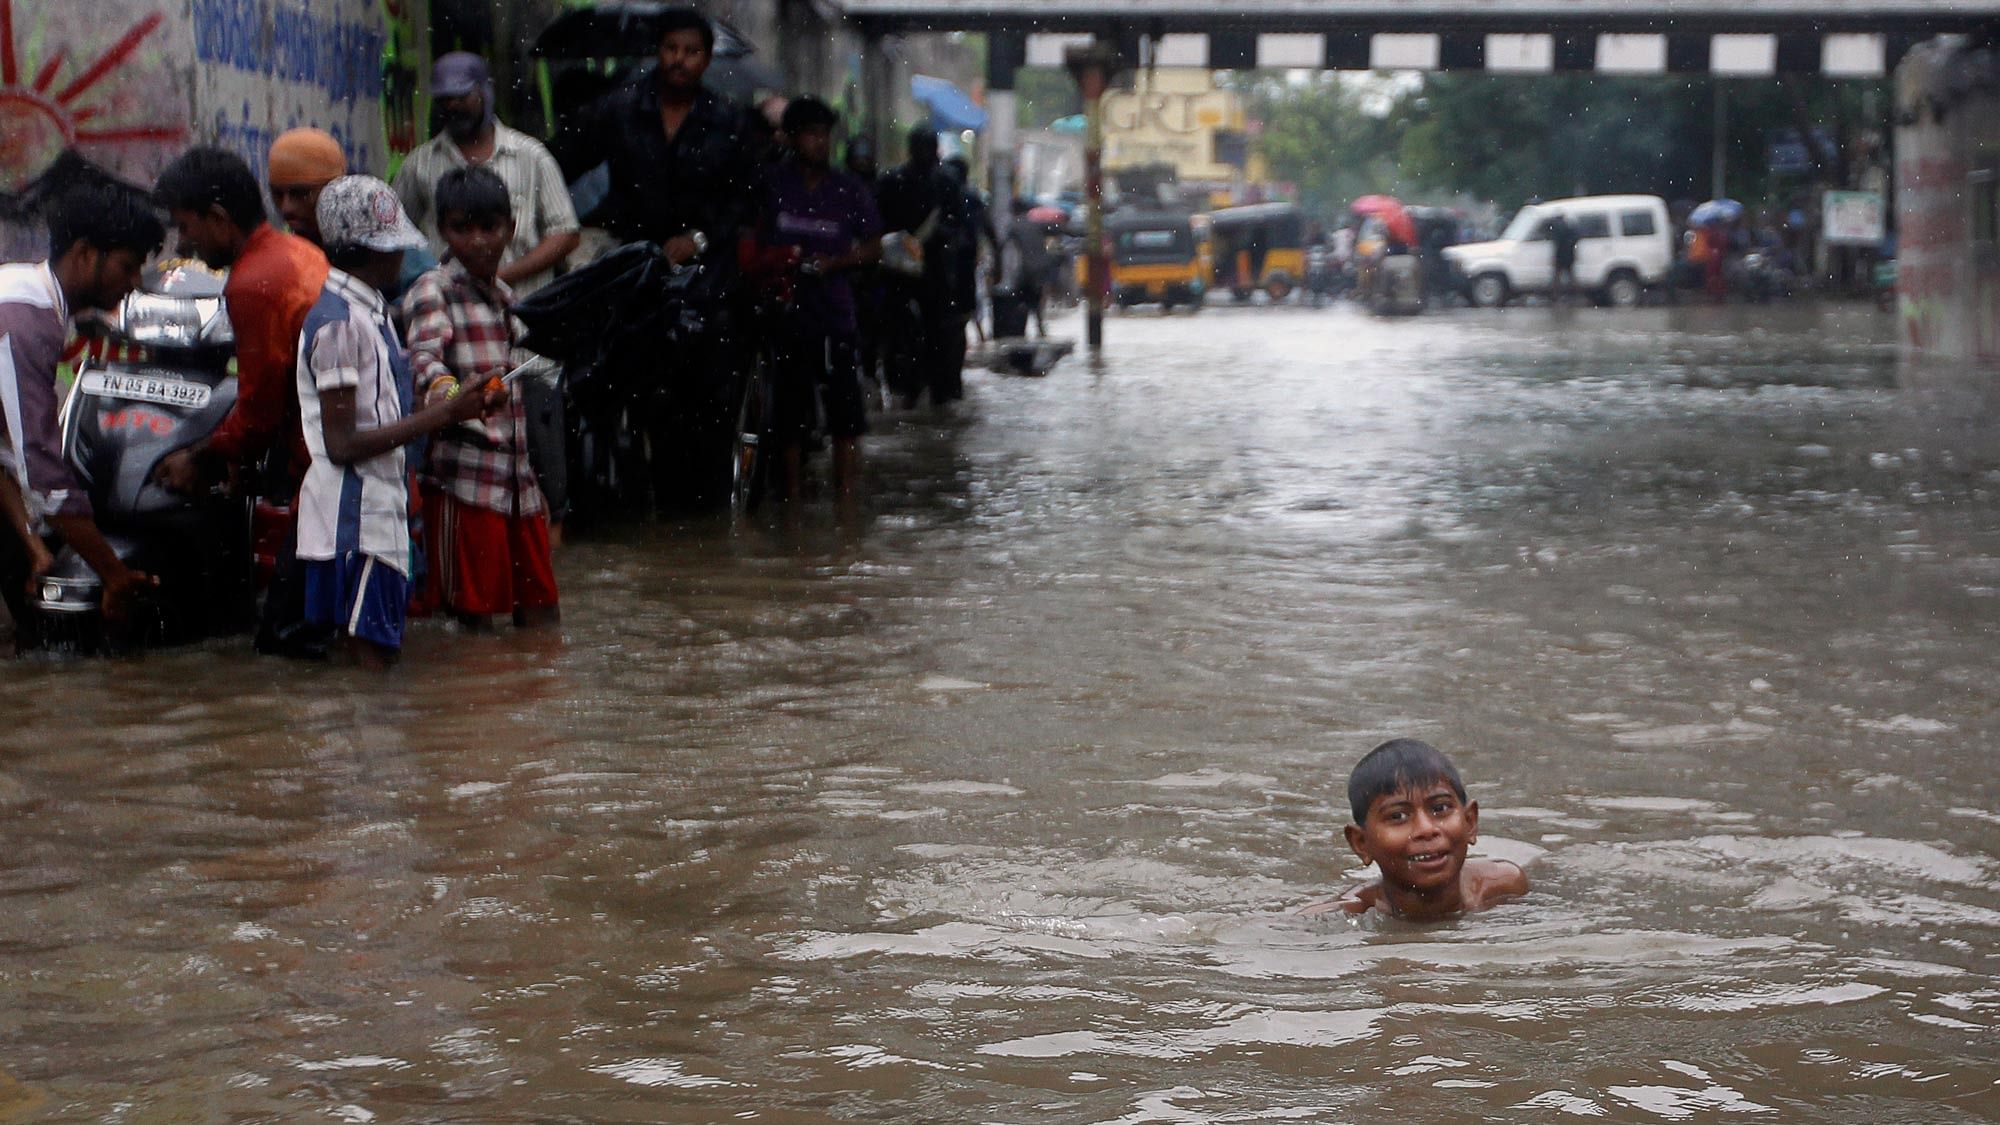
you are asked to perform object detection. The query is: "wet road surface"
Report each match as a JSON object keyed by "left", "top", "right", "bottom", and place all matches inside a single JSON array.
[{"left": 3, "top": 301, "right": 1998, "bottom": 1121}]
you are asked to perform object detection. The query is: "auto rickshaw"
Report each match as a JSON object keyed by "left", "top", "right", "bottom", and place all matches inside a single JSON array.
[
  {"left": 1078, "top": 211, "right": 1211, "bottom": 311},
  {"left": 1208, "top": 203, "right": 1306, "bottom": 302}
]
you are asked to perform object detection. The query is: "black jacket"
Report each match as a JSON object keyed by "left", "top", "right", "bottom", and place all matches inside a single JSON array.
[
  {"left": 579, "top": 71, "right": 763, "bottom": 250},
  {"left": 876, "top": 161, "right": 972, "bottom": 309}
]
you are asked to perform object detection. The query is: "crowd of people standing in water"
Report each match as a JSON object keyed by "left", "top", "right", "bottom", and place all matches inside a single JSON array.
[{"left": 0, "top": 8, "right": 1025, "bottom": 665}]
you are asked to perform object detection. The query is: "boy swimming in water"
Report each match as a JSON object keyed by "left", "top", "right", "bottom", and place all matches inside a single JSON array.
[{"left": 1306, "top": 738, "right": 1528, "bottom": 921}]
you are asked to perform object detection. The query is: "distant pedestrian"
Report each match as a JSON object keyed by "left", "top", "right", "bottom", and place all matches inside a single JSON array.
[
  {"left": 1001, "top": 198, "right": 1052, "bottom": 337},
  {"left": 1547, "top": 212, "right": 1578, "bottom": 306},
  {"left": 393, "top": 52, "right": 580, "bottom": 297},
  {"left": 760, "top": 96, "right": 881, "bottom": 506},
  {"left": 876, "top": 128, "right": 971, "bottom": 407}
]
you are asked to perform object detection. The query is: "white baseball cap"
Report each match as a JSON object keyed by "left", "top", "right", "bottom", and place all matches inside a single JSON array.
[{"left": 315, "top": 175, "right": 426, "bottom": 253}]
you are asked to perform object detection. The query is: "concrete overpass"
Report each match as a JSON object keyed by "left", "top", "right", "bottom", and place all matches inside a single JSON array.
[
  {"left": 831, "top": 1, "right": 2000, "bottom": 360},
  {"left": 838, "top": 1, "right": 2000, "bottom": 79}
]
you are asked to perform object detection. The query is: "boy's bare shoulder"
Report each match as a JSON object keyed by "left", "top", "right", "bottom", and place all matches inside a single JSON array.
[
  {"left": 1465, "top": 858, "right": 1529, "bottom": 910},
  {"left": 1298, "top": 881, "right": 1381, "bottom": 917}
]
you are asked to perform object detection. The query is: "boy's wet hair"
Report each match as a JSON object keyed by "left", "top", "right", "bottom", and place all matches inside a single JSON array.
[
  {"left": 435, "top": 166, "right": 512, "bottom": 228},
  {"left": 48, "top": 181, "right": 165, "bottom": 260},
  {"left": 153, "top": 146, "right": 264, "bottom": 231},
  {"left": 781, "top": 95, "right": 838, "bottom": 135},
  {"left": 1347, "top": 738, "right": 1468, "bottom": 823}
]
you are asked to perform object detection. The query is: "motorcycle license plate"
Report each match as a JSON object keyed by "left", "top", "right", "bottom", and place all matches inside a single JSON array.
[{"left": 80, "top": 371, "right": 211, "bottom": 410}]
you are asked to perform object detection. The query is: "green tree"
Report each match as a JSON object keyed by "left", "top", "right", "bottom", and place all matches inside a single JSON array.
[
  {"left": 1241, "top": 73, "right": 1411, "bottom": 214},
  {"left": 1391, "top": 73, "right": 1887, "bottom": 212}
]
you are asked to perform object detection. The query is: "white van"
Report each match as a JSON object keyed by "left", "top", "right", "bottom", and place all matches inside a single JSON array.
[{"left": 1443, "top": 194, "right": 1672, "bottom": 308}]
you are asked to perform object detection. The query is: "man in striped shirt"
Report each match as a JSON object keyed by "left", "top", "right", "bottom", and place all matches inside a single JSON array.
[{"left": 392, "top": 52, "right": 580, "bottom": 297}]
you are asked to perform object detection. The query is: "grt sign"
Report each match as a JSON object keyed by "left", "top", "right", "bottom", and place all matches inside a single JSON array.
[{"left": 1101, "top": 70, "right": 1240, "bottom": 180}]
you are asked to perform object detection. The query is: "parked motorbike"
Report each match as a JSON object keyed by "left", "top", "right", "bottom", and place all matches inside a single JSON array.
[
  {"left": 1735, "top": 251, "right": 1793, "bottom": 304},
  {"left": 1304, "top": 244, "right": 1337, "bottom": 307},
  {"left": 27, "top": 263, "right": 256, "bottom": 652},
  {"left": 512, "top": 241, "right": 738, "bottom": 522}
]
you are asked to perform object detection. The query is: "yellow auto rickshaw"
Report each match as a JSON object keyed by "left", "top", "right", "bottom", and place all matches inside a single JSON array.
[
  {"left": 1208, "top": 203, "right": 1306, "bottom": 302},
  {"left": 1078, "top": 211, "right": 1212, "bottom": 311}
]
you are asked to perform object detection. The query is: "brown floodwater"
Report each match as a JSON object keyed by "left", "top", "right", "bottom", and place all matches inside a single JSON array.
[{"left": 2, "top": 300, "right": 1997, "bottom": 1122}]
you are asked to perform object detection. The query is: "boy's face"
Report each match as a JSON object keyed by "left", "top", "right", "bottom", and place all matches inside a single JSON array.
[
  {"left": 1344, "top": 781, "right": 1478, "bottom": 895},
  {"left": 791, "top": 124, "right": 832, "bottom": 168},
  {"left": 440, "top": 211, "right": 512, "bottom": 280}
]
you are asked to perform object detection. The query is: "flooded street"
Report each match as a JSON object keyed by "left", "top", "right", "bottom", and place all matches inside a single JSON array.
[{"left": 5, "top": 300, "right": 1999, "bottom": 1121}]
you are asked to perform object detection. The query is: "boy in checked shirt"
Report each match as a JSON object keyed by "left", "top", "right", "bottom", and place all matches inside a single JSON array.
[{"left": 403, "top": 167, "right": 559, "bottom": 629}]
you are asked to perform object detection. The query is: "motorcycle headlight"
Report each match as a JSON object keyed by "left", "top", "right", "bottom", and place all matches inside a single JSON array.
[{"left": 119, "top": 294, "right": 207, "bottom": 347}]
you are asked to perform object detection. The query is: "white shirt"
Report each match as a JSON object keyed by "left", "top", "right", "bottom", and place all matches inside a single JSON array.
[{"left": 295, "top": 268, "right": 414, "bottom": 573}]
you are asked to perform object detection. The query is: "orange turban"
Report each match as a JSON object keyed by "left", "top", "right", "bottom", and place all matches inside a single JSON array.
[{"left": 266, "top": 128, "right": 347, "bottom": 187}]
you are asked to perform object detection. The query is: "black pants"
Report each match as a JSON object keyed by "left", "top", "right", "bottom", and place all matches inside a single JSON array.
[
  {"left": 0, "top": 530, "right": 31, "bottom": 649},
  {"left": 254, "top": 527, "right": 331, "bottom": 659}
]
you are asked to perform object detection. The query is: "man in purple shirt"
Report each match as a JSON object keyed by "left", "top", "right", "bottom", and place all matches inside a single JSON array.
[
  {"left": 760, "top": 96, "right": 880, "bottom": 505},
  {"left": 0, "top": 183, "right": 164, "bottom": 631}
]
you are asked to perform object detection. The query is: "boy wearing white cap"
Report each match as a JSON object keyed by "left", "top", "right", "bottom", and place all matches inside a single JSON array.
[{"left": 296, "top": 176, "right": 503, "bottom": 664}]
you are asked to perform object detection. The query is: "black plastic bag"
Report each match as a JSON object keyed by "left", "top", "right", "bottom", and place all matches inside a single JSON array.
[{"left": 511, "top": 242, "right": 711, "bottom": 395}]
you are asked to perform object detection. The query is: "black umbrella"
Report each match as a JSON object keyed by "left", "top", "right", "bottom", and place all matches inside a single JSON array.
[
  {"left": 533, "top": 3, "right": 749, "bottom": 56},
  {"left": 532, "top": 2, "right": 781, "bottom": 100}
]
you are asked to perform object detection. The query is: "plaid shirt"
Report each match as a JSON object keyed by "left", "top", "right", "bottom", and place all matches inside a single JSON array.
[{"left": 402, "top": 260, "right": 545, "bottom": 517}]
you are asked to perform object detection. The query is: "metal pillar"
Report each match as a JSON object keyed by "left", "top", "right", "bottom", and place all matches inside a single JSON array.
[
  {"left": 988, "top": 91, "right": 1018, "bottom": 224},
  {"left": 1067, "top": 44, "right": 1120, "bottom": 354},
  {"left": 862, "top": 31, "right": 894, "bottom": 157},
  {"left": 1711, "top": 82, "right": 1728, "bottom": 200},
  {"left": 986, "top": 32, "right": 1025, "bottom": 246}
]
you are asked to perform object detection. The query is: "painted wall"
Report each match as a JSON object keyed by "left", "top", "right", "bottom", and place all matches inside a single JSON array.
[
  {"left": 1894, "top": 37, "right": 2000, "bottom": 363},
  {"left": 0, "top": 0, "right": 399, "bottom": 261}
]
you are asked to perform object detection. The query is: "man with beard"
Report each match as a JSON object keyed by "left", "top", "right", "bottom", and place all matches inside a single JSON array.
[
  {"left": 393, "top": 52, "right": 580, "bottom": 297},
  {"left": 573, "top": 8, "right": 760, "bottom": 261},
  {"left": 562, "top": 6, "right": 762, "bottom": 510}
]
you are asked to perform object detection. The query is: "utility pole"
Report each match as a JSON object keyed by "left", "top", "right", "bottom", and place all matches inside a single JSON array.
[
  {"left": 1711, "top": 81, "right": 1728, "bottom": 200},
  {"left": 1067, "top": 42, "right": 1121, "bottom": 355}
]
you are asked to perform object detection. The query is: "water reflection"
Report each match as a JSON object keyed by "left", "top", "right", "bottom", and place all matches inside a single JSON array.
[{"left": 2, "top": 302, "right": 1997, "bottom": 1119}]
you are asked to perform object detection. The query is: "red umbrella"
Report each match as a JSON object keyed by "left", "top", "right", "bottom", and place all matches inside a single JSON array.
[
  {"left": 1351, "top": 194, "right": 1416, "bottom": 246},
  {"left": 1025, "top": 205, "right": 1066, "bottom": 225}
]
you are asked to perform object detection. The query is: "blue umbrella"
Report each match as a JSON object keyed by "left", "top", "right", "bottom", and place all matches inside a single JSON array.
[
  {"left": 911, "top": 74, "right": 989, "bottom": 132},
  {"left": 1689, "top": 198, "right": 1745, "bottom": 226}
]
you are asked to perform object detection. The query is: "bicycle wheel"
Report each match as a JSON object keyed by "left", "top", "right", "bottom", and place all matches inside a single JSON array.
[{"left": 730, "top": 348, "right": 776, "bottom": 515}]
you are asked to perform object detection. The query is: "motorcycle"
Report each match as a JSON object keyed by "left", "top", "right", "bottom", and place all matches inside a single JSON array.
[
  {"left": 512, "top": 242, "right": 740, "bottom": 522},
  {"left": 1304, "top": 243, "right": 1337, "bottom": 308},
  {"left": 27, "top": 263, "right": 257, "bottom": 652}
]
